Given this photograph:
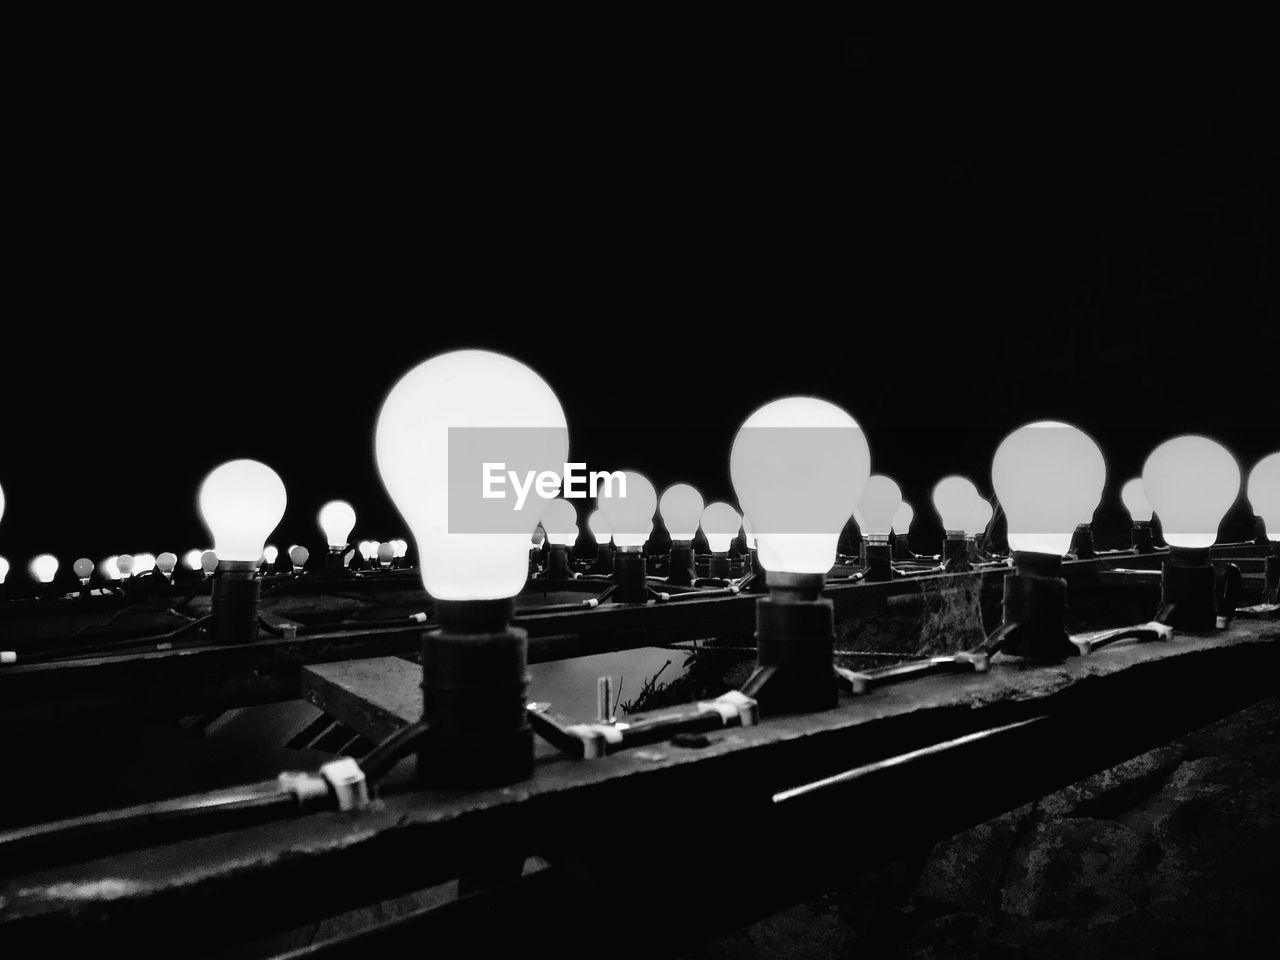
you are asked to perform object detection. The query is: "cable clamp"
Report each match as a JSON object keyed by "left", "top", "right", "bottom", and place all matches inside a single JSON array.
[
  {"left": 410, "top": 612, "right": 430, "bottom": 623},
  {"left": 696, "top": 690, "right": 759, "bottom": 727},
  {"left": 278, "top": 770, "right": 330, "bottom": 806},
  {"left": 564, "top": 723, "right": 625, "bottom": 759},
  {"left": 320, "top": 757, "right": 370, "bottom": 811}
]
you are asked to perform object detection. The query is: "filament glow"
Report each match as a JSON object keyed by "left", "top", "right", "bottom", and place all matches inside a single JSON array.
[
  {"left": 597, "top": 471, "right": 657, "bottom": 548},
  {"left": 856, "top": 475, "right": 902, "bottom": 542},
  {"left": 199, "top": 459, "right": 288, "bottom": 563},
  {"left": 1248, "top": 452, "right": 1280, "bottom": 542},
  {"left": 318, "top": 501, "right": 357, "bottom": 550},
  {"left": 541, "top": 498, "right": 579, "bottom": 547},
  {"left": 660, "top": 483, "right": 704, "bottom": 542},
  {"left": 1143, "top": 435, "right": 1240, "bottom": 549},
  {"left": 1120, "top": 478, "right": 1154, "bottom": 522},
  {"left": 891, "top": 501, "right": 914, "bottom": 536},
  {"left": 700, "top": 501, "right": 742, "bottom": 554},
  {"left": 31, "top": 554, "right": 58, "bottom": 584},
  {"left": 992, "top": 421, "right": 1106, "bottom": 556},
  {"left": 932, "top": 476, "right": 980, "bottom": 533},
  {"left": 375, "top": 350, "right": 569, "bottom": 601}
]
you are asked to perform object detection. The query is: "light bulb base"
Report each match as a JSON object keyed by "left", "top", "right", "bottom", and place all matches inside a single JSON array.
[
  {"left": 1070, "top": 523, "right": 1095, "bottom": 559},
  {"left": 417, "top": 598, "right": 532, "bottom": 787},
  {"left": 211, "top": 561, "right": 261, "bottom": 645},
  {"left": 984, "top": 552, "right": 1077, "bottom": 661},
  {"left": 591, "top": 542, "right": 614, "bottom": 575},
  {"left": 325, "top": 547, "right": 348, "bottom": 572},
  {"left": 740, "top": 572, "right": 838, "bottom": 715},
  {"left": 546, "top": 544, "right": 572, "bottom": 581},
  {"left": 863, "top": 541, "right": 893, "bottom": 582},
  {"left": 1131, "top": 521, "right": 1155, "bottom": 554},
  {"left": 943, "top": 533, "right": 970, "bottom": 572},
  {"left": 667, "top": 541, "right": 696, "bottom": 586},
  {"left": 1265, "top": 546, "right": 1279, "bottom": 604},
  {"left": 613, "top": 546, "right": 649, "bottom": 603},
  {"left": 1156, "top": 547, "right": 1240, "bottom": 631},
  {"left": 709, "top": 552, "right": 731, "bottom": 580},
  {"left": 893, "top": 533, "right": 914, "bottom": 560}
]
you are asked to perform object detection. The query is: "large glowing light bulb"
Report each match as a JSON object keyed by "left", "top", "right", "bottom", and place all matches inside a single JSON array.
[
  {"left": 659, "top": 483, "right": 704, "bottom": 542},
  {"left": 541, "top": 498, "right": 579, "bottom": 546},
  {"left": 375, "top": 349, "right": 569, "bottom": 601},
  {"left": 263, "top": 545, "right": 279, "bottom": 566},
  {"left": 587, "top": 509, "right": 612, "bottom": 545},
  {"left": 31, "top": 554, "right": 58, "bottom": 584},
  {"left": 0, "top": 556, "right": 9, "bottom": 584},
  {"left": 856, "top": 475, "right": 902, "bottom": 542},
  {"left": 598, "top": 471, "right": 658, "bottom": 549},
  {"left": 198, "top": 459, "right": 287, "bottom": 563},
  {"left": 1142, "top": 435, "right": 1240, "bottom": 549},
  {"left": 700, "top": 502, "right": 742, "bottom": 553},
  {"left": 1120, "top": 478, "right": 1153, "bottom": 522},
  {"left": 319, "top": 500, "right": 357, "bottom": 550},
  {"left": 932, "top": 476, "right": 980, "bottom": 533},
  {"left": 183, "top": 549, "right": 203, "bottom": 571},
  {"left": 730, "top": 397, "right": 870, "bottom": 574},
  {"left": 1248, "top": 453, "right": 1280, "bottom": 542},
  {"left": 891, "top": 501, "right": 914, "bottom": 536},
  {"left": 992, "top": 421, "right": 1106, "bottom": 556}
]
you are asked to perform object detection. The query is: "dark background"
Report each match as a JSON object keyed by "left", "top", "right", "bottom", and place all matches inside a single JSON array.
[{"left": 1, "top": 31, "right": 1275, "bottom": 589}]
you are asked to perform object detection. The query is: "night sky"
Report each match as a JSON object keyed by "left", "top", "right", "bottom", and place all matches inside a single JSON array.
[{"left": 2, "top": 33, "right": 1275, "bottom": 584}]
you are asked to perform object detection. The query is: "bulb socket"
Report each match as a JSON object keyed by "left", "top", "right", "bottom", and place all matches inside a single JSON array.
[
  {"left": 943, "top": 532, "right": 970, "bottom": 572},
  {"left": 1264, "top": 545, "right": 1279, "bottom": 604},
  {"left": 667, "top": 541, "right": 696, "bottom": 586},
  {"left": 863, "top": 541, "right": 893, "bottom": 582},
  {"left": 709, "top": 552, "right": 732, "bottom": 579},
  {"left": 992, "top": 551, "right": 1077, "bottom": 661},
  {"left": 1070, "top": 523, "right": 1095, "bottom": 559},
  {"left": 1157, "top": 547, "right": 1236, "bottom": 631},
  {"left": 591, "top": 541, "right": 614, "bottom": 575},
  {"left": 740, "top": 571, "right": 837, "bottom": 715},
  {"left": 418, "top": 597, "right": 532, "bottom": 787},
  {"left": 893, "top": 533, "right": 913, "bottom": 560},
  {"left": 1131, "top": 521, "right": 1155, "bottom": 554},
  {"left": 547, "top": 543, "right": 572, "bottom": 580},
  {"left": 211, "top": 561, "right": 261, "bottom": 645},
  {"left": 613, "top": 546, "right": 649, "bottom": 603}
]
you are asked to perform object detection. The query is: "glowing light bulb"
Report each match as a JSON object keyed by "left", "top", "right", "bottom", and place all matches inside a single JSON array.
[
  {"left": 700, "top": 502, "right": 742, "bottom": 553},
  {"left": 73, "top": 558, "right": 94, "bottom": 583},
  {"left": 541, "top": 498, "right": 579, "bottom": 547},
  {"left": 117, "top": 554, "right": 135, "bottom": 578},
  {"left": 992, "top": 421, "right": 1106, "bottom": 556},
  {"left": 375, "top": 349, "right": 569, "bottom": 601},
  {"left": 377, "top": 542, "right": 394, "bottom": 565},
  {"left": 183, "top": 549, "right": 203, "bottom": 571},
  {"left": 1142, "top": 435, "right": 1240, "bottom": 549},
  {"left": 263, "top": 545, "right": 279, "bottom": 566},
  {"left": 531, "top": 526, "right": 546, "bottom": 548},
  {"left": 392, "top": 540, "right": 408, "bottom": 559},
  {"left": 31, "top": 554, "right": 58, "bottom": 584},
  {"left": 289, "top": 544, "right": 310, "bottom": 569},
  {"left": 357, "top": 541, "right": 372, "bottom": 561},
  {"left": 967, "top": 497, "right": 993, "bottom": 537},
  {"left": 100, "top": 556, "right": 120, "bottom": 580},
  {"left": 1248, "top": 452, "right": 1280, "bottom": 542},
  {"left": 891, "top": 501, "right": 914, "bottom": 536},
  {"left": 0, "top": 556, "right": 8, "bottom": 584},
  {"left": 856, "top": 475, "right": 902, "bottom": 542},
  {"left": 134, "top": 553, "right": 156, "bottom": 575},
  {"left": 200, "top": 550, "right": 218, "bottom": 576},
  {"left": 1121, "top": 478, "right": 1153, "bottom": 522},
  {"left": 369, "top": 541, "right": 381, "bottom": 562},
  {"left": 659, "top": 483, "right": 704, "bottom": 542},
  {"left": 730, "top": 397, "right": 870, "bottom": 574},
  {"left": 598, "top": 471, "right": 657, "bottom": 548},
  {"left": 198, "top": 459, "right": 287, "bottom": 563},
  {"left": 932, "top": 476, "right": 979, "bottom": 533},
  {"left": 156, "top": 552, "right": 177, "bottom": 577},
  {"left": 587, "top": 509, "right": 612, "bottom": 545},
  {"left": 319, "top": 501, "right": 357, "bottom": 550}
]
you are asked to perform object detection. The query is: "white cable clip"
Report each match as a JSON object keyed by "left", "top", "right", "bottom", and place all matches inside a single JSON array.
[
  {"left": 583, "top": 597, "right": 599, "bottom": 608},
  {"left": 697, "top": 690, "right": 759, "bottom": 727},
  {"left": 1, "top": 651, "right": 16, "bottom": 664},
  {"left": 565, "top": 723, "right": 625, "bottom": 759},
  {"left": 320, "top": 757, "right": 370, "bottom": 811},
  {"left": 278, "top": 770, "right": 330, "bottom": 806},
  {"left": 410, "top": 612, "right": 430, "bottom": 623}
]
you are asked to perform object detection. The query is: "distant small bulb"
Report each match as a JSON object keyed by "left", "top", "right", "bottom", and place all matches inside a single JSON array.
[
  {"left": 659, "top": 483, "right": 705, "bottom": 542},
  {"left": 183, "top": 549, "right": 203, "bottom": 571},
  {"left": 134, "top": 553, "right": 156, "bottom": 575},
  {"left": 891, "top": 501, "right": 914, "bottom": 536},
  {"left": 31, "top": 554, "right": 59, "bottom": 584},
  {"left": 587, "top": 509, "right": 612, "bottom": 545},
  {"left": 156, "top": 552, "right": 177, "bottom": 577},
  {"left": 117, "top": 554, "right": 136, "bottom": 578},
  {"left": 73, "top": 557, "right": 94, "bottom": 583},
  {"left": 263, "top": 545, "right": 279, "bottom": 566},
  {"left": 700, "top": 501, "right": 743, "bottom": 554},
  {"left": 392, "top": 539, "right": 408, "bottom": 559},
  {"left": 200, "top": 550, "right": 218, "bottom": 576},
  {"left": 1247, "top": 452, "right": 1280, "bottom": 542},
  {"left": 318, "top": 500, "right": 357, "bottom": 550},
  {"left": 0, "top": 555, "right": 9, "bottom": 584},
  {"left": 598, "top": 471, "right": 658, "bottom": 549},
  {"left": 377, "top": 541, "right": 395, "bottom": 566},
  {"left": 100, "top": 556, "right": 120, "bottom": 581},
  {"left": 856, "top": 475, "right": 903, "bottom": 542},
  {"left": 289, "top": 544, "right": 310, "bottom": 570},
  {"left": 1120, "top": 478, "right": 1154, "bottom": 523},
  {"left": 541, "top": 498, "right": 580, "bottom": 547},
  {"left": 932, "top": 476, "right": 980, "bottom": 534}
]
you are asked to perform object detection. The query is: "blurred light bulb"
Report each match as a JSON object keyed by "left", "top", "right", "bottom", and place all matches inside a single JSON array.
[
  {"left": 932, "top": 476, "right": 980, "bottom": 533},
  {"left": 117, "top": 554, "right": 135, "bottom": 578},
  {"left": 375, "top": 349, "right": 569, "bottom": 601},
  {"left": 0, "top": 555, "right": 9, "bottom": 584},
  {"left": 73, "top": 558, "right": 94, "bottom": 582},
  {"left": 587, "top": 509, "right": 612, "bottom": 545},
  {"left": 134, "top": 553, "right": 156, "bottom": 575},
  {"left": 967, "top": 496, "right": 993, "bottom": 536},
  {"left": 156, "top": 552, "right": 177, "bottom": 576},
  {"left": 1143, "top": 435, "right": 1240, "bottom": 549},
  {"left": 199, "top": 459, "right": 287, "bottom": 563},
  {"left": 263, "top": 545, "right": 279, "bottom": 566},
  {"left": 31, "top": 554, "right": 58, "bottom": 584},
  {"left": 730, "top": 397, "right": 870, "bottom": 574},
  {"left": 742, "top": 514, "right": 757, "bottom": 549},
  {"left": 183, "top": 549, "right": 203, "bottom": 570},
  {"left": 357, "top": 540, "right": 372, "bottom": 560},
  {"left": 289, "top": 544, "right": 310, "bottom": 569},
  {"left": 659, "top": 483, "right": 704, "bottom": 542},
  {"left": 1120, "top": 478, "right": 1154, "bottom": 522},
  {"left": 100, "top": 556, "right": 120, "bottom": 580},
  {"left": 700, "top": 501, "right": 742, "bottom": 553},
  {"left": 856, "top": 475, "right": 902, "bottom": 542},
  {"left": 318, "top": 501, "right": 357, "bottom": 550},
  {"left": 369, "top": 541, "right": 381, "bottom": 561},
  {"left": 393, "top": 539, "right": 408, "bottom": 559},
  {"left": 1248, "top": 452, "right": 1280, "bottom": 542},
  {"left": 598, "top": 471, "right": 657, "bottom": 548},
  {"left": 541, "top": 498, "right": 579, "bottom": 546},
  {"left": 377, "top": 542, "right": 395, "bottom": 565},
  {"left": 891, "top": 501, "right": 914, "bottom": 536},
  {"left": 992, "top": 421, "right": 1106, "bottom": 556},
  {"left": 200, "top": 550, "right": 218, "bottom": 576}
]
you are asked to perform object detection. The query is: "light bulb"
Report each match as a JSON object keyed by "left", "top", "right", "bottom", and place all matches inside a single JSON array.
[
  {"left": 992, "top": 421, "right": 1106, "bottom": 556},
  {"left": 263, "top": 545, "right": 279, "bottom": 566},
  {"left": 1248, "top": 453, "right": 1280, "bottom": 541},
  {"left": 659, "top": 483, "right": 704, "bottom": 542},
  {"left": 393, "top": 539, "right": 408, "bottom": 559},
  {"left": 117, "top": 554, "right": 135, "bottom": 578},
  {"left": 932, "top": 476, "right": 980, "bottom": 533},
  {"left": 318, "top": 500, "right": 357, "bottom": 550},
  {"left": 289, "top": 544, "right": 310, "bottom": 569},
  {"left": 742, "top": 514, "right": 757, "bottom": 549},
  {"left": 156, "top": 552, "right": 177, "bottom": 576},
  {"left": 1142, "top": 435, "right": 1240, "bottom": 549},
  {"left": 183, "top": 549, "right": 203, "bottom": 570},
  {"left": 357, "top": 540, "right": 372, "bottom": 560},
  {"left": 100, "top": 556, "right": 120, "bottom": 580},
  {"left": 597, "top": 471, "right": 657, "bottom": 548},
  {"left": 967, "top": 497, "right": 993, "bottom": 536},
  {"left": 587, "top": 509, "right": 612, "bottom": 544},
  {"left": 31, "top": 554, "right": 58, "bottom": 584},
  {"left": 730, "top": 397, "right": 870, "bottom": 574},
  {"left": 1120, "top": 478, "right": 1153, "bottom": 522},
  {"left": 369, "top": 541, "right": 382, "bottom": 561},
  {"left": 375, "top": 349, "right": 569, "bottom": 601},
  {"left": 700, "top": 501, "right": 742, "bottom": 553},
  {"left": 200, "top": 550, "right": 218, "bottom": 576},
  {"left": 377, "top": 542, "right": 395, "bottom": 565},
  {"left": 198, "top": 459, "right": 287, "bottom": 563},
  {"left": 0, "top": 555, "right": 8, "bottom": 584},
  {"left": 134, "top": 553, "right": 156, "bottom": 575},
  {"left": 891, "top": 501, "right": 914, "bottom": 536},
  {"left": 856, "top": 475, "right": 902, "bottom": 542},
  {"left": 531, "top": 526, "right": 546, "bottom": 547},
  {"left": 541, "top": 498, "right": 579, "bottom": 546},
  {"left": 73, "top": 558, "right": 94, "bottom": 582}
]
